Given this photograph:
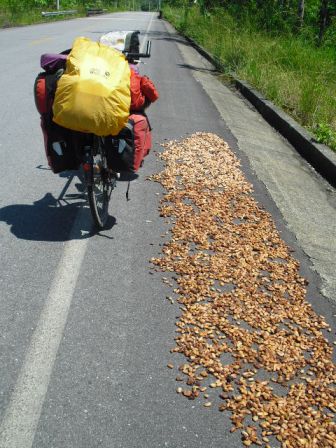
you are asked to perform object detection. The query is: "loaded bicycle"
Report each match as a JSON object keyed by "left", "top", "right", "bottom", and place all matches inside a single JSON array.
[
  {"left": 74, "top": 41, "right": 152, "bottom": 228},
  {"left": 35, "top": 33, "right": 155, "bottom": 230}
]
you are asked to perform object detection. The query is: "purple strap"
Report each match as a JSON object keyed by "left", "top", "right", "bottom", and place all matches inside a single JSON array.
[
  {"left": 129, "top": 63, "right": 140, "bottom": 74},
  {"left": 40, "top": 53, "right": 67, "bottom": 72}
]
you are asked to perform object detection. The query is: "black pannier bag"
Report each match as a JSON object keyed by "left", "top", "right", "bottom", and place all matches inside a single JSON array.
[
  {"left": 44, "top": 120, "right": 79, "bottom": 174},
  {"left": 126, "top": 30, "right": 140, "bottom": 54},
  {"left": 105, "top": 119, "right": 135, "bottom": 173},
  {"left": 99, "top": 31, "right": 140, "bottom": 56}
]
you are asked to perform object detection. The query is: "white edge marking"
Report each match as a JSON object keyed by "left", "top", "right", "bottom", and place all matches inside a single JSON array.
[
  {"left": 141, "top": 12, "right": 154, "bottom": 53},
  {"left": 0, "top": 210, "right": 89, "bottom": 448}
]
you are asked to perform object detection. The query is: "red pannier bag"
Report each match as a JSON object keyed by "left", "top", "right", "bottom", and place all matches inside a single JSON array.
[
  {"left": 105, "top": 114, "right": 152, "bottom": 173},
  {"left": 131, "top": 113, "right": 152, "bottom": 170},
  {"left": 130, "top": 69, "right": 159, "bottom": 112},
  {"left": 140, "top": 76, "right": 159, "bottom": 104},
  {"left": 34, "top": 74, "right": 49, "bottom": 114},
  {"left": 34, "top": 69, "right": 79, "bottom": 174},
  {"left": 130, "top": 69, "right": 145, "bottom": 111}
]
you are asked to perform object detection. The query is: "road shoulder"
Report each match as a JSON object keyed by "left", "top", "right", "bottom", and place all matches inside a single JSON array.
[{"left": 163, "top": 20, "right": 336, "bottom": 303}]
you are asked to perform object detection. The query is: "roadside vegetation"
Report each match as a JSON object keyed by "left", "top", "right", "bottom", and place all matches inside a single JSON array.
[
  {"left": 2, "top": 1, "right": 335, "bottom": 151},
  {"left": 0, "top": 1, "right": 145, "bottom": 28},
  {"left": 163, "top": 1, "right": 336, "bottom": 151}
]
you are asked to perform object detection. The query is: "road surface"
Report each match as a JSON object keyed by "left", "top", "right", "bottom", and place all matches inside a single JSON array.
[{"left": 0, "top": 11, "right": 335, "bottom": 448}]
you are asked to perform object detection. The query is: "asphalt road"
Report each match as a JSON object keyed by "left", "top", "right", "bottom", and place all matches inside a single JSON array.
[{"left": 0, "top": 11, "right": 335, "bottom": 448}]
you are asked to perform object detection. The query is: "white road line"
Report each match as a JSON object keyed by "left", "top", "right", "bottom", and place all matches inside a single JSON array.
[
  {"left": 141, "top": 13, "right": 154, "bottom": 52},
  {"left": 0, "top": 14, "right": 154, "bottom": 448},
  {"left": 0, "top": 208, "right": 89, "bottom": 448}
]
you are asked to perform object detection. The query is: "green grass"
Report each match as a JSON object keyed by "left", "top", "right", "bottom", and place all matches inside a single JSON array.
[
  {"left": 0, "top": 5, "right": 128, "bottom": 28},
  {"left": 164, "top": 6, "right": 336, "bottom": 151},
  {"left": 0, "top": 9, "right": 85, "bottom": 27}
]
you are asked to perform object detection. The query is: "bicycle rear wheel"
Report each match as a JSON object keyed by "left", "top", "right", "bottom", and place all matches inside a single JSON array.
[{"left": 87, "top": 139, "right": 115, "bottom": 229}]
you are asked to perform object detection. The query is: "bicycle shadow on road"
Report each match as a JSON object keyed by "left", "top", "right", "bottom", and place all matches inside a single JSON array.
[
  {"left": 0, "top": 173, "right": 117, "bottom": 242},
  {"left": 0, "top": 192, "right": 87, "bottom": 242}
]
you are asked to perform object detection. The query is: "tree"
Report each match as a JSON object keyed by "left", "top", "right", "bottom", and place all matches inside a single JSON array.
[
  {"left": 318, "top": 0, "right": 329, "bottom": 44},
  {"left": 297, "top": 0, "right": 305, "bottom": 28}
]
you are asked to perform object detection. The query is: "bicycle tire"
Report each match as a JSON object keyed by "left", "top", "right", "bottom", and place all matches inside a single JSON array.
[
  {"left": 87, "top": 141, "right": 112, "bottom": 229},
  {"left": 87, "top": 182, "right": 109, "bottom": 229}
]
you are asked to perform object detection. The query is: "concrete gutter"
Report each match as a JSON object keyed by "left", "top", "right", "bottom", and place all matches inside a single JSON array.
[{"left": 180, "top": 33, "right": 336, "bottom": 188}]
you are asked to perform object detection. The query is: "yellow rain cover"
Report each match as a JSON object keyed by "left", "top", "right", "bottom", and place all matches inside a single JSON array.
[{"left": 53, "top": 37, "right": 131, "bottom": 136}]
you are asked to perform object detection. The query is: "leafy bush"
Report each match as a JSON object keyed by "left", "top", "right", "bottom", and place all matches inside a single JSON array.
[
  {"left": 164, "top": 4, "right": 336, "bottom": 151},
  {"left": 314, "top": 123, "right": 336, "bottom": 148}
]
